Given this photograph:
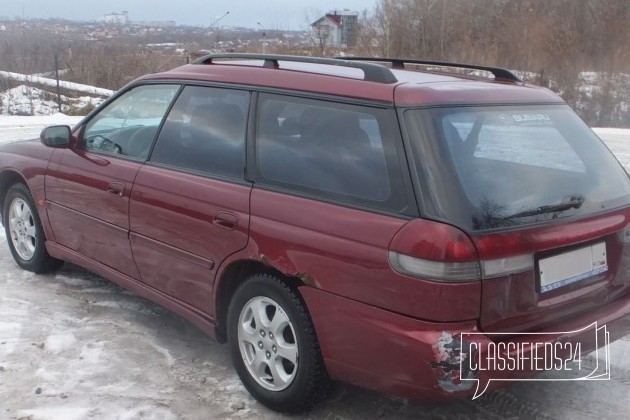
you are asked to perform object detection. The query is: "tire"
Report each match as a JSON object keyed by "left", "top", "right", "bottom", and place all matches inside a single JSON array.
[
  {"left": 3, "top": 183, "right": 63, "bottom": 273},
  {"left": 227, "top": 273, "right": 330, "bottom": 413}
]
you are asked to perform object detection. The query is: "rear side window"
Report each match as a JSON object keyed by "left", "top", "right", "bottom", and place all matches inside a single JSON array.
[
  {"left": 255, "top": 94, "right": 409, "bottom": 213},
  {"left": 150, "top": 85, "right": 249, "bottom": 179}
]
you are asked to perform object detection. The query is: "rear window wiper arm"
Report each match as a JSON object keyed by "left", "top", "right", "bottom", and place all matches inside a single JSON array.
[{"left": 505, "top": 195, "right": 585, "bottom": 219}]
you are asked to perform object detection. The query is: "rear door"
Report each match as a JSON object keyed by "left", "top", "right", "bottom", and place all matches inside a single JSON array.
[
  {"left": 129, "top": 85, "right": 251, "bottom": 312},
  {"left": 46, "top": 84, "right": 180, "bottom": 277}
]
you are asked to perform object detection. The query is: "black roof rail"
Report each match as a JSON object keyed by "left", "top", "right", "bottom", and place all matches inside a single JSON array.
[
  {"left": 337, "top": 56, "right": 522, "bottom": 82},
  {"left": 194, "top": 53, "right": 398, "bottom": 84}
]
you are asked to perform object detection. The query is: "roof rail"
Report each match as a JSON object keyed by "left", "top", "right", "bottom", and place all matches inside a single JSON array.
[
  {"left": 337, "top": 56, "right": 522, "bottom": 82},
  {"left": 194, "top": 53, "right": 398, "bottom": 84}
]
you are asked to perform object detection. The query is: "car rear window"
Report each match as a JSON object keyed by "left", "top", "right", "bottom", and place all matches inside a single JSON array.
[{"left": 405, "top": 104, "right": 630, "bottom": 231}]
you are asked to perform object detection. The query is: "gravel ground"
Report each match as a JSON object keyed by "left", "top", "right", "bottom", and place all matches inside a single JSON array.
[{"left": 0, "top": 120, "right": 629, "bottom": 419}]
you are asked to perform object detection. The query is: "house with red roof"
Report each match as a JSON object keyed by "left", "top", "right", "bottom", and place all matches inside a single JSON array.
[{"left": 311, "top": 10, "right": 359, "bottom": 48}]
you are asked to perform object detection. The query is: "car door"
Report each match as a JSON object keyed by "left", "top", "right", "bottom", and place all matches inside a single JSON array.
[
  {"left": 45, "top": 84, "right": 181, "bottom": 277},
  {"left": 129, "top": 85, "right": 251, "bottom": 312}
]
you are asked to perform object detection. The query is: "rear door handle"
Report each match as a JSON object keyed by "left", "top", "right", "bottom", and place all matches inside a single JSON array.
[
  {"left": 213, "top": 211, "right": 238, "bottom": 230},
  {"left": 107, "top": 182, "right": 125, "bottom": 197}
]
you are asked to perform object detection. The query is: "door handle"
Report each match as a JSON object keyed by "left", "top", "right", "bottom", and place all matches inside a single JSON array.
[
  {"left": 107, "top": 182, "right": 125, "bottom": 197},
  {"left": 213, "top": 211, "right": 238, "bottom": 230}
]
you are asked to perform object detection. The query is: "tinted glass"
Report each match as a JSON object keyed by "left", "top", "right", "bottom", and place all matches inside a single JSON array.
[
  {"left": 405, "top": 105, "right": 630, "bottom": 231},
  {"left": 151, "top": 85, "right": 249, "bottom": 179},
  {"left": 83, "top": 85, "right": 179, "bottom": 159},
  {"left": 256, "top": 94, "right": 408, "bottom": 212}
]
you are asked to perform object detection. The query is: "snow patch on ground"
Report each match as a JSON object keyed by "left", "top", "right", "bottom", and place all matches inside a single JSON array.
[
  {"left": 0, "top": 114, "right": 84, "bottom": 143},
  {"left": 17, "top": 407, "right": 94, "bottom": 420},
  {"left": 0, "top": 69, "right": 114, "bottom": 97},
  {"left": 79, "top": 341, "right": 105, "bottom": 364},
  {"left": 45, "top": 333, "right": 78, "bottom": 353},
  {"left": 595, "top": 335, "right": 630, "bottom": 372},
  {"left": 593, "top": 127, "right": 630, "bottom": 170},
  {"left": 0, "top": 114, "right": 82, "bottom": 127},
  {"left": 0, "top": 85, "right": 104, "bottom": 117},
  {"left": 116, "top": 406, "right": 178, "bottom": 420}
]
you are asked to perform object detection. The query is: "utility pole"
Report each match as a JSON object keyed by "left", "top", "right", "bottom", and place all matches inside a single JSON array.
[
  {"left": 211, "top": 11, "right": 230, "bottom": 46},
  {"left": 212, "top": 11, "right": 230, "bottom": 28},
  {"left": 54, "top": 54, "right": 62, "bottom": 112},
  {"left": 257, "top": 22, "right": 267, "bottom": 54}
]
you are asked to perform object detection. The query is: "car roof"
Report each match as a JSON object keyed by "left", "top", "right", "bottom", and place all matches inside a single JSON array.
[{"left": 138, "top": 55, "right": 563, "bottom": 107}]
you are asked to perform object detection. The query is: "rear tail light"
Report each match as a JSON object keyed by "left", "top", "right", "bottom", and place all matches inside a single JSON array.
[
  {"left": 388, "top": 219, "right": 480, "bottom": 282},
  {"left": 389, "top": 220, "right": 536, "bottom": 282},
  {"left": 480, "top": 254, "right": 533, "bottom": 278},
  {"left": 388, "top": 251, "right": 480, "bottom": 282}
]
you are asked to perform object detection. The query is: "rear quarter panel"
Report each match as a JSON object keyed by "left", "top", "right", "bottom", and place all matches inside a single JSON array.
[{"left": 227, "top": 188, "right": 481, "bottom": 322}]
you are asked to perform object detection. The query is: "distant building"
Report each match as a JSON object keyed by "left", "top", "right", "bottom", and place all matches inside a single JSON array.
[
  {"left": 104, "top": 11, "right": 129, "bottom": 25},
  {"left": 311, "top": 10, "right": 359, "bottom": 48}
]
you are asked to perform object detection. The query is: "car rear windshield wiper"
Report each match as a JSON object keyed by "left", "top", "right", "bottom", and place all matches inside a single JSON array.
[{"left": 505, "top": 195, "right": 585, "bottom": 220}]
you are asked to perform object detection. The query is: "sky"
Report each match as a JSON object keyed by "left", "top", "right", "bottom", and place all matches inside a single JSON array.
[{"left": 1, "top": 0, "right": 378, "bottom": 30}]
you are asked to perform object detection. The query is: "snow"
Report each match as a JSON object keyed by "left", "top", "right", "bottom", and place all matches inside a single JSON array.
[
  {"left": 1, "top": 85, "right": 65, "bottom": 116},
  {"left": 594, "top": 127, "right": 630, "bottom": 170},
  {"left": 45, "top": 334, "right": 78, "bottom": 354},
  {"left": 0, "top": 85, "right": 104, "bottom": 117},
  {"left": 17, "top": 407, "right": 94, "bottom": 420},
  {"left": 0, "top": 117, "right": 629, "bottom": 418},
  {"left": 0, "top": 115, "right": 83, "bottom": 145},
  {"left": 0, "top": 70, "right": 114, "bottom": 97}
]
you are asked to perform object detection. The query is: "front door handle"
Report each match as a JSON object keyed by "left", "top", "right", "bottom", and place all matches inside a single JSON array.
[
  {"left": 213, "top": 211, "right": 238, "bottom": 230},
  {"left": 107, "top": 182, "right": 125, "bottom": 197}
]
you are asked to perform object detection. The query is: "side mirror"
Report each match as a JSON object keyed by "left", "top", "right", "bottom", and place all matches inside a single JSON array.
[{"left": 40, "top": 125, "right": 71, "bottom": 148}]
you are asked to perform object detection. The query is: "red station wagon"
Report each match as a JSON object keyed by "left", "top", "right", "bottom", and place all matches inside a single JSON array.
[{"left": 1, "top": 54, "right": 630, "bottom": 412}]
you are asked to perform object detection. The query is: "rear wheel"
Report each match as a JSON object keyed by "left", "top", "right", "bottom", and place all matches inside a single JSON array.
[
  {"left": 227, "top": 273, "right": 329, "bottom": 412},
  {"left": 3, "top": 183, "right": 63, "bottom": 273}
]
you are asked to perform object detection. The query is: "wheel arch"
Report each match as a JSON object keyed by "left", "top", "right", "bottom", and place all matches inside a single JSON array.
[
  {"left": 0, "top": 170, "right": 29, "bottom": 222},
  {"left": 214, "top": 259, "right": 305, "bottom": 343}
]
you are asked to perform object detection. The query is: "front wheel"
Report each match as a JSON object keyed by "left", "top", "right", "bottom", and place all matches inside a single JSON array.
[
  {"left": 227, "top": 274, "right": 330, "bottom": 412},
  {"left": 3, "top": 183, "right": 63, "bottom": 273}
]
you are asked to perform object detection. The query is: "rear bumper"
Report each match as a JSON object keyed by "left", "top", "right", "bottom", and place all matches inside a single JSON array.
[{"left": 300, "top": 287, "right": 630, "bottom": 400}]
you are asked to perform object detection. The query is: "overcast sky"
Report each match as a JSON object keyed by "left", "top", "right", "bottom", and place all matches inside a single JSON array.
[{"left": 1, "top": 1, "right": 378, "bottom": 29}]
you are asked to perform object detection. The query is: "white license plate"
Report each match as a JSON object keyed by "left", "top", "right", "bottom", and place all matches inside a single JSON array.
[{"left": 538, "top": 242, "right": 608, "bottom": 293}]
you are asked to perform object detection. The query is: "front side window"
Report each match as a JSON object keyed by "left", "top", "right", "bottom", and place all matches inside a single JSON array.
[
  {"left": 405, "top": 104, "right": 630, "bottom": 231},
  {"left": 255, "top": 94, "right": 409, "bottom": 212},
  {"left": 83, "top": 84, "right": 180, "bottom": 160},
  {"left": 150, "top": 85, "right": 249, "bottom": 179}
]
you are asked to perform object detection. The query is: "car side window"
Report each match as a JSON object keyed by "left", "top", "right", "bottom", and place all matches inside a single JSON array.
[
  {"left": 150, "top": 86, "right": 249, "bottom": 179},
  {"left": 255, "top": 94, "right": 408, "bottom": 212},
  {"left": 82, "top": 84, "right": 180, "bottom": 160}
]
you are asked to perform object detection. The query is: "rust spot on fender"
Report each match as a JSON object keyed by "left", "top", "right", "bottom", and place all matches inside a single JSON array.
[{"left": 295, "top": 272, "right": 316, "bottom": 287}]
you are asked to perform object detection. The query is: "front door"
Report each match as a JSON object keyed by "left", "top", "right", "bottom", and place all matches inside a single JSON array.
[{"left": 45, "top": 84, "right": 181, "bottom": 277}]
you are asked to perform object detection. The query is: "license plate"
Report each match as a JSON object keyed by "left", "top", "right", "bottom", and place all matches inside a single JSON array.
[{"left": 538, "top": 242, "right": 608, "bottom": 293}]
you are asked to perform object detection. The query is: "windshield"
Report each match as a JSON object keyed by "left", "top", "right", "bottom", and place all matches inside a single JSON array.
[{"left": 404, "top": 104, "right": 630, "bottom": 231}]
